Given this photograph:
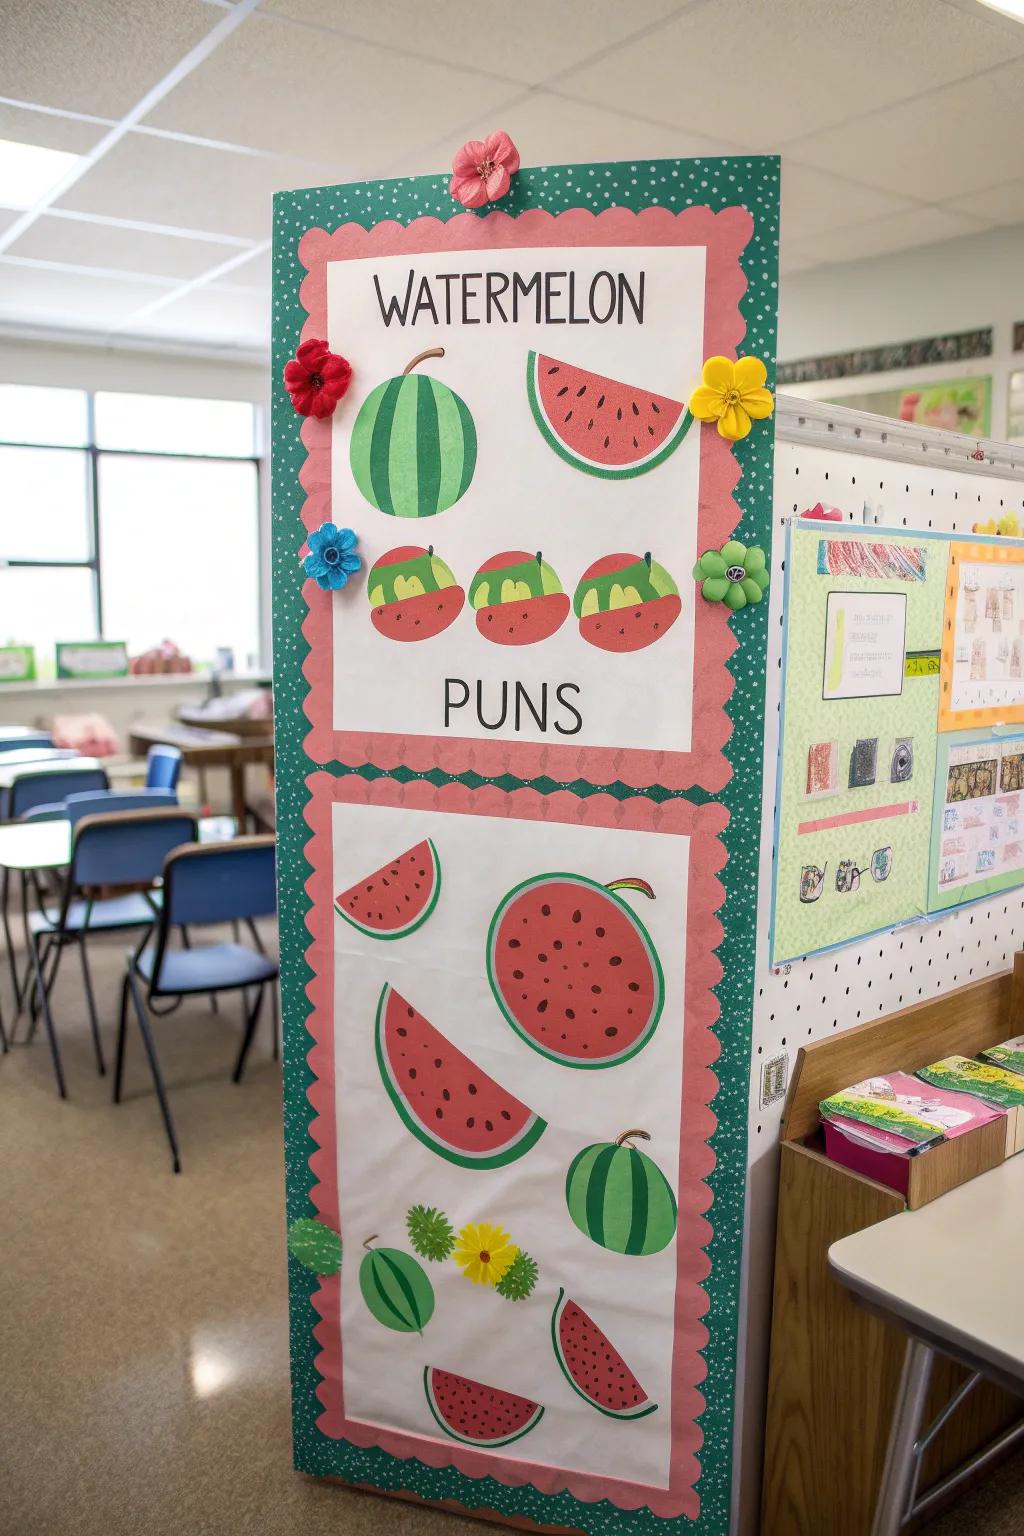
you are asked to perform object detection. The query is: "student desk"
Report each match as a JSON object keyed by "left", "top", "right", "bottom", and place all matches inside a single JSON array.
[
  {"left": 830, "top": 1157, "right": 1024, "bottom": 1535},
  {"left": 128, "top": 722, "right": 273, "bottom": 829},
  {"left": 0, "top": 753, "right": 99, "bottom": 790}
]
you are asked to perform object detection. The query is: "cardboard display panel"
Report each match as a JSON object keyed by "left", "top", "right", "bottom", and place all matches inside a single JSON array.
[{"left": 272, "top": 155, "right": 780, "bottom": 1536}]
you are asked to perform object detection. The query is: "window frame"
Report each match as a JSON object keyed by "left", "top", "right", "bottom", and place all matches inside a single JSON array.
[{"left": 0, "top": 389, "right": 264, "bottom": 662}]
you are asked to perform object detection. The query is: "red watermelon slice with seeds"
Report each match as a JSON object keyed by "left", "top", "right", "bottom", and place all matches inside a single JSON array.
[
  {"left": 335, "top": 839, "right": 440, "bottom": 939},
  {"left": 375, "top": 985, "right": 546, "bottom": 1169},
  {"left": 424, "top": 1367, "right": 544, "bottom": 1447},
  {"left": 551, "top": 1289, "right": 657, "bottom": 1420},
  {"left": 527, "top": 351, "right": 692, "bottom": 478}
]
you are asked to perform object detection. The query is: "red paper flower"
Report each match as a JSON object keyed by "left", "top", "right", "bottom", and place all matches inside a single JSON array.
[
  {"left": 450, "top": 131, "right": 521, "bottom": 209},
  {"left": 284, "top": 338, "right": 352, "bottom": 419}
]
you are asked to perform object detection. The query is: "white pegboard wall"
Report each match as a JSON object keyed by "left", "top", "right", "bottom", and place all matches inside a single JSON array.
[{"left": 730, "top": 399, "right": 1024, "bottom": 1536}]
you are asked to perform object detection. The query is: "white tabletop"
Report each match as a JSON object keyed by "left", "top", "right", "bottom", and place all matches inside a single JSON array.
[
  {"left": 829, "top": 1156, "right": 1024, "bottom": 1391},
  {"left": 0, "top": 813, "right": 237, "bottom": 871},
  {"left": 0, "top": 755, "right": 100, "bottom": 790},
  {"left": 0, "top": 747, "right": 76, "bottom": 768}
]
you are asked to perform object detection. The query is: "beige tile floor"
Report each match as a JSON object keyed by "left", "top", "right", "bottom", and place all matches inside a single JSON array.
[{"left": 0, "top": 927, "right": 1020, "bottom": 1536}]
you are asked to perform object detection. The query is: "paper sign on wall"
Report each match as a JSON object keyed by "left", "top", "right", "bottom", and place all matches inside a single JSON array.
[{"left": 273, "top": 153, "right": 780, "bottom": 1536}]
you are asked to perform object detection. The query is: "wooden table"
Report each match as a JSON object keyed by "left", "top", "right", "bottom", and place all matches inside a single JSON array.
[
  {"left": 128, "top": 722, "right": 273, "bottom": 829},
  {"left": 830, "top": 1157, "right": 1024, "bottom": 1535}
]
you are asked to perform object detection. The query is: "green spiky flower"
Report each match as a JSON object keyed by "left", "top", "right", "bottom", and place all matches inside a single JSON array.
[
  {"left": 288, "top": 1217, "right": 342, "bottom": 1276},
  {"left": 406, "top": 1204, "right": 455, "bottom": 1262},
  {"left": 495, "top": 1249, "right": 538, "bottom": 1301}
]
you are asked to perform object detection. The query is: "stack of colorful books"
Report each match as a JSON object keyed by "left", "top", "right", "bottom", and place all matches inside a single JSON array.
[{"left": 820, "top": 1036, "right": 1024, "bottom": 1192}]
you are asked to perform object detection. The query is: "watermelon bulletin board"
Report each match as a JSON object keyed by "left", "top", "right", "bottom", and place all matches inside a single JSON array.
[{"left": 272, "top": 153, "right": 780, "bottom": 1536}]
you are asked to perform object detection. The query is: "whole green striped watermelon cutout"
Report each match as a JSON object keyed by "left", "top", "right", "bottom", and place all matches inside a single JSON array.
[
  {"left": 335, "top": 838, "right": 440, "bottom": 939},
  {"left": 359, "top": 1239, "right": 434, "bottom": 1333},
  {"left": 375, "top": 984, "right": 546, "bottom": 1169},
  {"left": 486, "top": 872, "right": 664, "bottom": 1067},
  {"left": 551, "top": 1288, "right": 656, "bottom": 1420},
  {"left": 351, "top": 346, "right": 476, "bottom": 518},
  {"left": 526, "top": 351, "right": 692, "bottom": 479},
  {"left": 424, "top": 1366, "right": 544, "bottom": 1447},
  {"left": 565, "top": 1128, "right": 677, "bottom": 1256}
]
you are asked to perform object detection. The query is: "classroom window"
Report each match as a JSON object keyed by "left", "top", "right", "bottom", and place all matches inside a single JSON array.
[{"left": 0, "top": 384, "right": 262, "bottom": 674}]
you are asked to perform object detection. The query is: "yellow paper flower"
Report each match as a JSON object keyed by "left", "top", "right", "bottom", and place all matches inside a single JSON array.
[
  {"left": 688, "top": 356, "right": 774, "bottom": 442},
  {"left": 452, "top": 1221, "right": 518, "bottom": 1286}
]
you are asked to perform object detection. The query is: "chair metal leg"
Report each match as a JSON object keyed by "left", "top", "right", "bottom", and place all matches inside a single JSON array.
[
  {"left": 2, "top": 866, "right": 22, "bottom": 1010},
  {"left": 127, "top": 971, "right": 181, "bottom": 1174},
  {"left": 0, "top": 996, "right": 8, "bottom": 1054},
  {"left": 30, "top": 933, "right": 67, "bottom": 1100},
  {"left": 77, "top": 937, "right": 106, "bottom": 1076},
  {"left": 232, "top": 985, "right": 264, "bottom": 1084},
  {"left": 113, "top": 972, "right": 130, "bottom": 1104}
]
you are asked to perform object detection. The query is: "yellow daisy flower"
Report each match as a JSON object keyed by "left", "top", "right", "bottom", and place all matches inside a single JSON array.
[
  {"left": 452, "top": 1221, "right": 518, "bottom": 1286},
  {"left": 688, "top": 355, "right": 775, "bottom": 442}
]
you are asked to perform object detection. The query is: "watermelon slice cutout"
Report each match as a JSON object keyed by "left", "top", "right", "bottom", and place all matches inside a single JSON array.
[
  {"left": 424, "top": 1366, "right": 544, "bottom": 1447},
  {"left": 551, "top": 1288, "right": 657, "bottom": 1420},
  {"left": 335, "top": 839, "right": 440, "bottom": 939},
  {"left": 375, "top": 985, "right": 546, "bottom": 1169},
  {"left": 526, "top": 351, "right": 692, "bottom": 479}
]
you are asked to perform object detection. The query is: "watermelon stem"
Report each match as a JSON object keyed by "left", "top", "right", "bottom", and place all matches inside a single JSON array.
[
  {"left": 362, "top": 1234, "right": 378, "bottom": 1251},
  {"left": 615, "top": 1128, "right": 651, "bottom": 1149},
  {"left": 644, "top": 551, "right": 652, "bottom": 569},
  {"left": 605, "top": 877, "right": 656, "bottom": 900},
  {"left": 403, "top": 347, "right": 445, "bottom": 376}
]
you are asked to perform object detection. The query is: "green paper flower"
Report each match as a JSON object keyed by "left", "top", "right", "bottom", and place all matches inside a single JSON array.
[
  {"left": 406, "top": 1204, "right": 456, "bottom": 1262},
  {"left": 693, "top": 540, "right": 769, "bottom": 610},
  {"left": 494, "top": 1249, "right": 539, "bottom": 1301},
  {"left": 288, "top": 1217, "right": 342, "bottom": 1276}
]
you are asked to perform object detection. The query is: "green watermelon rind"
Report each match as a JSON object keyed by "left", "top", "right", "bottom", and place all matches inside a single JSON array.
[
  {"left": 485, "top": 872, "right": 665, "bottom": 1070},
  {"left": 565, "top": 1140, "right": 678, "bottom": 1256},
  {"left": 526, "top": 351, "right": 693, "bottom": 480},
  {"left": 334, "top": 839, "right": 441, "bottom": 941},
  {"left": 374, "top": 985, "right": 547, "bottom": 1170},
  {"left": 423, "top": 1367, "right": 545, "bottom": 1447},
  {"left": 550, "top": 1288, "right": 658, "bottom": 1421}
]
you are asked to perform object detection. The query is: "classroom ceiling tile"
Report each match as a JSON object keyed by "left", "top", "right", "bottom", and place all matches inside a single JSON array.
[
  {"left": 128, "top": 285, "right": 270, "bottom": 350},
  {"left": 944, "top": 178, "right": 1024, "bottom": 228},
  {"left": 142, "top": 16, "right": 517, "bottom": 168},
  {"left": 7, "top": 214, "right": 253, "bottom": 281},
  {"left": 556, "top": 0, "right": 1024, "bottom": 146},
  {"left": 0, "top": 0, "right": 217, "bottom": 119},
  {"left": 54, "top": 134, "right": 323, "bottom": 241},
  {"left": 212, "top": 244, "right": 272, "bottom": 289},
  {"left": 260, "top": 0, "right": 689, "bottom": 84},
  {"left": 791, "top": 206, "right": 988, "bottom": 267},
  {"left": 0, "top": 262, "right": 178, "bottom": 329},
  {"left": 787, "top": 58, "right": 1024, "bottom": 202},
  {"left": 389, "top": 92, "right": 734, "bottom": 180},
  {"left": 780, "top": 165, "right": 915, "bottom": 245},
  {"left": 0, "top": 103, "right": 107, "bottom": 157}
]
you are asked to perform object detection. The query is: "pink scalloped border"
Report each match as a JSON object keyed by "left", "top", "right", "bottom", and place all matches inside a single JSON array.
[
  {"left": 301, "top": 771, "right": 727, "bottom": 1520},
  {"left": 295, "top": 205, "right": 750, "bottom": 792}
]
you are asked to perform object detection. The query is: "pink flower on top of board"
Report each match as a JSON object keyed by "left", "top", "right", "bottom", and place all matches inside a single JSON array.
[{"left": 450, "top": 131, "right": 521, "bottom": 209}]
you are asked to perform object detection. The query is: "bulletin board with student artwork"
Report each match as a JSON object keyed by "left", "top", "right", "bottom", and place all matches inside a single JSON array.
[
  {"left": 271, "top": 153, "right": 780, "bottom": 1536},
  {"left": 772, "top": 521, "right": 1024, "bottom": 965}
]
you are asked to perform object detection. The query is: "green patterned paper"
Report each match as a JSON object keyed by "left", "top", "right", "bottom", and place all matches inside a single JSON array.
[{"left": 772, "top": 526, "right": 947, "bottom": 963}]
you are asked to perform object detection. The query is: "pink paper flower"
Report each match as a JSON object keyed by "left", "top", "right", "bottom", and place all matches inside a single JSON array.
[
  {"left": 450, "top": 131, "right": 521, "bottom": 209},
  {"left": 284, "top": 338, "right": 352, "bottom": 419}
]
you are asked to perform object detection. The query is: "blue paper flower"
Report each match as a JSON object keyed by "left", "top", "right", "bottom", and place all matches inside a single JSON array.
[{"left": 303, "top": 522, "right": 361, "bottom": 591}]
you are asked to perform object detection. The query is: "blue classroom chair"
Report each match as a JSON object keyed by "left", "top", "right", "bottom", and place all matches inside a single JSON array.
[
  {"left": 145, "top": 744, "right": 183, "bottom": 793},
  {"left": 6, "top": 766, "right": 109, "bottom": 821},
  {"left": 114, "top": 836, "right": 277, "bottom": 1173},
  {"left": 0, "top": 732, "right": 52, "bottom": 753},
  {"left": 22, "top": 808, "right": 197, "bottom": 1099}
]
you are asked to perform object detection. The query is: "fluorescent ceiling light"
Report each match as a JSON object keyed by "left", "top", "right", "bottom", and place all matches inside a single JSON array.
[
  {"left": 0, "top": 138, "right": 80, "bottom": 211},
  {"left": 976, "top": 0, "right": 1024, "bottom": 20}
]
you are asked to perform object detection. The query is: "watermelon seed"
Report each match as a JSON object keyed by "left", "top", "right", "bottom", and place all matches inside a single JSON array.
[
  {"left": 572, "top": 910, "right": 582, "bottom": 924},
  {"left": 628, "top": 982, "right": 640, "bottom": 992},
  {"left": 468, "top": 1083, "right": 477, "bottom": 1095},
  {"left": 605, "top": 1027, "right": 618, "bottom": 1037},
  {"left": 408, "top": 1067, "right": 417, "bottom": 1079},
  {"left": 466, "top": 1116, "right": 474, "bottom": 1128},
  {"left": 648, "top": 425, "right": 655, "bottom": 436},
  {"left": 538, "top": 951, "right": 548, "bottom": 962},
  {"left": 556, "top": 385, "right": 569, "bottom": 397},
  {"left": 541, "top": 904, "right": 551, "bottom": 916},
  {"left": 564, "top": 411, "right": 573, "bottom": 422},
  {"left": 632, "top": 437, "right": 639, "bottom": 449},
  {"left": 652, "top": 401, "right": 661, "bottom": 413},
  {"left": 587, "top": 418, "right": 593, "bottom": 430},
  {"left": 576, "top": 385, "right": 587, "bottom": 397},
  {"left": 512, "top": 969, "right": 524, "bottom": 980},
  {"left": 537, "top": 1000, "right": 548, "bottom": 1014},
  {"left": 485, "top": 1120, "right": 493, "bottom": 1132},
  {"left": 591, "top": 984, "right": 602, "bottom": 994},
  {"left": 610, "top": 956, "right": 622, "bottom": 966},
  {"left": 433, "top": 1057, "right": 442, "bottom": 1068},
  {"left": 632, "top": 401, "right": 640, "bottom": 416},
  {"left": 547, "top": 365, "right": 559, "bottom": 375},
  {"left": 603, "top": 436, "right": 610, "bottom": 449},
  {"left": 396, "top": 1027, "right": 407, "bottom": 1037},
  {"left": 616, "top": 407, "right": 623, "bottom": 421},
  {"left": 553, "top": 939, "right": 562, "bottom": 949},
  {"left": 508, "top": 938, "right": 520, "bottom": 948},
  {"left": 501, "top": 1110, "right": 511, "bottom": 1120},
  {"left": 442, "top": 1088, "right": 450, "bottom": 1101},
  {"left": 566, "top": 1008, "right": 575, "bottom": 1020},
  {"left": 435, "top": 1108, "right": 444, "bottom": 1119}
]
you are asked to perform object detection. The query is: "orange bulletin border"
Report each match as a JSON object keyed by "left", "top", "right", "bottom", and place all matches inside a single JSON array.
[{"left": 939, "top": 539, "right": 1024, "bottom": 732}]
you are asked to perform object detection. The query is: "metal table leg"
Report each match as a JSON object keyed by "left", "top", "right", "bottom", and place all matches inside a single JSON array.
[{"left": 872, "top": 1337, "right": 935, "bottom": 1536}]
